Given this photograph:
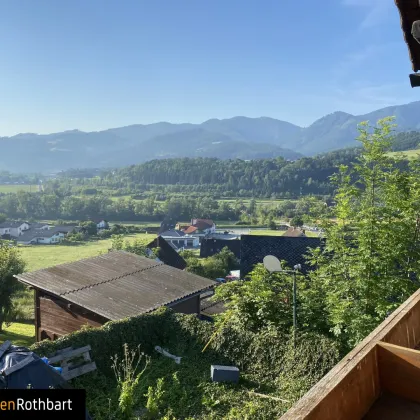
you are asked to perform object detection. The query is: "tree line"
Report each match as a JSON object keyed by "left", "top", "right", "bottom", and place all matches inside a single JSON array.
[
  {"left": 53, "top": 131, "right": 418, "bottom": 198},
  {"left": 214, "top": 118, "right": 420, "bottom": 352},
  {"left": 0, "top": 130, "right": 417, "bottom": 222}
]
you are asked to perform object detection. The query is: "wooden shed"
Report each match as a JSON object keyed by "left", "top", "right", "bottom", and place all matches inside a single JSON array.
[
  {"left": 281, "top": 288, "right": 420, "bottom": 419},
  {"left": 15, "top": 251, "right": 215, "bottom": 341}
]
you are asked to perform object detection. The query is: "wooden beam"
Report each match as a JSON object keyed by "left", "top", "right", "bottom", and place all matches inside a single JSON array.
[
  {"left": 377, "top": 342, "right": 420, "bottom": 403},
  {"left": 409, "top": 73, "right": 420, "bottom": 88},
  {"left": 34, "top": 289, "right": 40, "bottom": 342},
  {"left": 48, "top": 345, "right": 92, "bottom": 364},
  {"left": 62, "top": 362, "right": 97, "bottom": 381}
]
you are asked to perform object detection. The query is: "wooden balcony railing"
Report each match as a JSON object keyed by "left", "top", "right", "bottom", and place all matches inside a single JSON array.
[{"left": 281, "top": 288, "right": 420, "bottom": 420}]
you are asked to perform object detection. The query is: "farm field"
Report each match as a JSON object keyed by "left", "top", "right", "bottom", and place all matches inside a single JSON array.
[
  {"left": 18, "top": 232, "right": 154, "bottom": 272},
  {"left": 0, "top": 184, "right": 35, "bottom": 193},
  {"left": 388, "top": 149, "right": 420, "bottom": 159},
  {"left": 249, "top": 229, "right": 319, "bottom": 237},
  {"left": 249, "top": 229, "right": 285, "bottom": 236}
]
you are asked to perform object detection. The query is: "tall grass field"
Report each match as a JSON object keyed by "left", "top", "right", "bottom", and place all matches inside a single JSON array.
[{"left": 0, "top": 184, "right": 35, "bottom": 193}]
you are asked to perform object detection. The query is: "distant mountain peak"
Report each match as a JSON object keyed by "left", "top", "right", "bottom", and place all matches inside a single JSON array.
[{"left": 2, "top": 101, "right": 420, "bottom": 172}]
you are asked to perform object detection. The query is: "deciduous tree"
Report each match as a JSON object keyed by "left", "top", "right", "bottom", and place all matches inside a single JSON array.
[
  {"left": 0, "top": 243, "right": 25, "bottom": 332},
  {"left": 309, "top": 117, "right": 420, "bottom": 348}
]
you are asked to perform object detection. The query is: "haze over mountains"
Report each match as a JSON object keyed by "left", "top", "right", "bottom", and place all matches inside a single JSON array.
[{"left": 2, "top": 101, "right": 420, "bottom": 173}]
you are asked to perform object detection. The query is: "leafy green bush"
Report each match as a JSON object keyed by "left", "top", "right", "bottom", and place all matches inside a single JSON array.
[
  {"left": 31, "top": 308, "right": 340, "bottom": 419},
  {"left": 97, "top": 229, "right": 112, "bottom": 239},
  {"left": 65, "top": 232, "right": 86, "bottom": 242}
]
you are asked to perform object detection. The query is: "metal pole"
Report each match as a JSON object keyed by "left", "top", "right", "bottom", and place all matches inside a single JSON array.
[
  {"left": 293, "top": 271, "right": 297, "bottom": 330},
  {"left": 293, "top": 270, "right": 297, "bottom": 347}
]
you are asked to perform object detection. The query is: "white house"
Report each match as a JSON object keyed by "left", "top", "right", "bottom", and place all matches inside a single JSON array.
[
  {"left": 17, "top": 228, "right": 66, "bottom": 245},
  {"left": 0, "top": 221, "right": 29, "bottom": 237},
  {"left": 180, "top": 219, "right": 217, "bottom": 243},
  {"left": 96, "top": 220, "right": 109, "bottom": 229},
  {"left": 28, "top": 222, "right": 52, "bottom": 231},
  {"left": 159, "top": 230, "right": 200, "bottom": 249},
  {"left": 190, "top": 219, "right": 216, "bottom": 234}
]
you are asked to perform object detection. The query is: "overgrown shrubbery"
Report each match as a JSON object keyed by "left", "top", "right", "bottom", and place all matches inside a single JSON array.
[
  {"left": 30, "top": 308, "right": 339, "bottom": 419},
  {"left": 182, "top": 247, "right": 239, "bottom": 280}
]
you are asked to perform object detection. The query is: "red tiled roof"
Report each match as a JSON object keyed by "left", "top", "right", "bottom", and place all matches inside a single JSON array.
[
  {"left": 183, "top": 226, "right": 198, "bottom": 234},
  {"left": 193, "top": 221, "right": 213, "bottom": 230},
  {"left": 192, "top": 218, "right": 213, "bottom": 227}
]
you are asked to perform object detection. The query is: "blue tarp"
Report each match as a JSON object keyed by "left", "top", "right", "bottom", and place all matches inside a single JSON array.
[{"left": 0, "top": 343, "right": 92, "bottom": 419}]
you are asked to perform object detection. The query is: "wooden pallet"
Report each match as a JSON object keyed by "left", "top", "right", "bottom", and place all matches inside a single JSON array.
[{"left": 48, "top": 345, "right": 96, "bottom": 381}]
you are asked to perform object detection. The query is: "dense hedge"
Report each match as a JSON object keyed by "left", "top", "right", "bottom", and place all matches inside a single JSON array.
[
  {"left": 30, "top": 307, "right": 215, "bottom": 375},
  {"left": 30, "top": 308, "right": 341, "bottom": 419}
]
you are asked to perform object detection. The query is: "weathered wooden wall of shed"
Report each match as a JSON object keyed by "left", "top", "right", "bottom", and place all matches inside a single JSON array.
[
  {"left": 169, "top": 295, "right": 200, "bottom": 315},
  {"left": 37, "top": 292, "right": 108, "bottom": 341}
]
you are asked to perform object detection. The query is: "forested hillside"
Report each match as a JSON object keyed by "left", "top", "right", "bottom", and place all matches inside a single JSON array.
[
  {"left": 0, "top": 130, "right": 417, "bottom": 222},
  {"left": 101, "top": 148, "right": 361, "bottom": 197}
]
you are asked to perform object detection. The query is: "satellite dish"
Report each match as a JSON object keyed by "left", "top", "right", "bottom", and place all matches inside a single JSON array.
[{"left": 263, "top": 255, "right": 282, "bottom": 273}]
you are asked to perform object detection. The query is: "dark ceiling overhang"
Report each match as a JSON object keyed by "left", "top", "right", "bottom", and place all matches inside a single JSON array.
[{"left": 395, "top": 0, "right": 420, "bottom": 86}]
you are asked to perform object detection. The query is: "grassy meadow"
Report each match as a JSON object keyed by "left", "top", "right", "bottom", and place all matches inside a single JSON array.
[
  {"left": 388, "top": 149, "right": 420, "bottom": 159},
  {"left": 249, "top": 229, "right": 286, "bottom": 236},
  {"left": 249, "top": 229, "right": 319, "bottom": 237},
  {"left": 0, "top": 322, "right": 35, "bottom": 347},
  {"left": 0, "top": 184, "right": 35, "bottom": 193},
  {"left": 18, "top": 232, "right": 154, "bottom": 272},
  {"left": 11, "top": 233, "right": 155, "bottom": 325}
]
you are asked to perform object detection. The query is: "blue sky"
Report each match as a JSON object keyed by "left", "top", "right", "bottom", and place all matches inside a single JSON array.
[{"left": 0, "top": 0, "right": 417, "bottom": 136}]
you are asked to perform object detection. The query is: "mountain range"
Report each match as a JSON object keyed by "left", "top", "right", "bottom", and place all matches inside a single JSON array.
[{"left": 2, "top": 101, "right": 420, "bottom": 173}]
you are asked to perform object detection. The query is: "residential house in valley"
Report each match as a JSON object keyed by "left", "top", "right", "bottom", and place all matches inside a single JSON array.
[
  {"left": 160, "top": 229, "right": 199, "bottom": 250},
  {"left": 17, "top": 228, "right": 66, "bottom": 245},
  {"left": 175, "top": 219, "right": 217, "bottom": 243},
  {"left": 28, "top": 222, "right": 52, "bottom": 230},
  {"left": 15, "top": 224, "right": 81, "bottom": 245},
  {"left": 0, "top": 221, "right": 30, "bottom": 237},
  {"left": 96, "top": 219, "right": 109, "bottom": 229}
]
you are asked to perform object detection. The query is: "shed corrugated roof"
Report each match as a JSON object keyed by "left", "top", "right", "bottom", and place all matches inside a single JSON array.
[{"left": 15, "top": 251, "right": 215, "bottom": 321}]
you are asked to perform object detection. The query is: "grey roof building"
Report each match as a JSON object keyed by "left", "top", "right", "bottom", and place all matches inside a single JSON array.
[
  {"left": 160, "top": 229, "right": 185, "bottom": 237},
  {"left": 16, "top": 226, "right": 80, "bottom": 244},
  {"left": 240, "top": 234, "right": 324, "bottom": 278},
  {"left": 15, "top": 251, "right": 216, "bottom": 341},
  {"left": 0, "top": 221, "right": 28, "bottom": 228}
]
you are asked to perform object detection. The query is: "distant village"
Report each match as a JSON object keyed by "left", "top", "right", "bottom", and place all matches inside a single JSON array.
[
  {"left": 0, "top": 217, "right": 310, "bottom": 248},
  {"left": 6, "top": 215, "right": 319, "bottom": 342}
]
